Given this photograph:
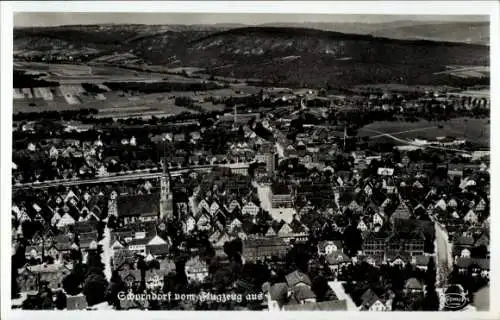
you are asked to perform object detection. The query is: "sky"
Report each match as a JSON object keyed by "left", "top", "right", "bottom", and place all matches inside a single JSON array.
[{"left": 14, "top": 13, "right": 489, "bottom": 27}]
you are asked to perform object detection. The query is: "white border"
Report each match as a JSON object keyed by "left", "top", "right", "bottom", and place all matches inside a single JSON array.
[{"left": 1, "top": 1, "right": 499, "bottom": 320}]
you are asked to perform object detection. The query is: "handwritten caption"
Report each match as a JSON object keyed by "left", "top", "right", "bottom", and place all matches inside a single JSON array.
[{"left": 118, "top": 291, "right": 264, "bottom": 304}]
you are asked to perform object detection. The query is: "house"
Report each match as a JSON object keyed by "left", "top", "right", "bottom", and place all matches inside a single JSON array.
[
  {"left": 285, "top": 270, "right": 312, "bottom": 288},
  {"left": 17, "top": 263, "right": 73, "bottom": 292},
  {"left": 184, "top": 256, "right": 209, "bottom": 283},
  {"left": 413, "top": 255, "right": 430, "bottom": 270},
  {"left": 56, "top": 213, "right": 76, "bottom": 228},
  {"left": 242, "top": 201, "right": 260, "bottom": 216},
  {"left": 452, "top": 235, "right": 475, "bottom": 258},
  {"left": 290, "top": 285, "right": 317, "bottom": 304},
  {"left": 270, "top": 183, "right": 293, "bottom": 208},
  {"left": 357, "top": 218, "right": 368, "bottom": 232},
  {"left": 117, "top": 193, "right": 159, "bottom": 224},
  {"left": 317, "top": 240, "right": 343, "bottom": 256},
  {"left": 325, "top": 251, "right": 351, "bottom": 272},
  {"left": 359, "top": 289, "right": 387, "bottom": 311},
  {"left": 404, "top": 277, "right": 424, "bottom": 294},
  {"left": 455, "top": 257, "right": 489, "bottom": 278},
  {"left": 242, "top": 237, "right": 289, "bottom": 262},
  {"left": 262, "top": 282, "right": 288, "bottom": 311},
  {"left": 386, "top": 230, "right": 425, "bottom": 259},
  {"left": 227, "top": 199, "right": 241, "bottom": 213},
  {"left": 371, "top": 209, "right": 384, "bottom": 224},
  {"left": 463, "top": 209, "right": 478, "bottom": 224},
  {"left": 277, "top": 223, "right": 293, "bottom": 237},
  {"left": 209, "top": 201, "right": 221, "bottom": 216},
  {"left": 127, "top": 234, "right": 169, "bottom": 256},
  {"left": 389, "top": 201, "right": 411, "bottom": 225},
  {"left": 229, "top": 218, "right": 243, "bottom": 232}
]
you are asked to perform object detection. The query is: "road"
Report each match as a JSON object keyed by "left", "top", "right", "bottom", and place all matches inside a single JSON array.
[
  {"left": 328, "top": 281, "right": 358, "bottom": 311},
  {"left": 275, "top": 142, "right": 285, "bottom": 159},
  {"left": 100, "top": 226, "right": 112, "bottom": 282},
  {"left": 432, "top": 217, "right": 453, "bottom": 288},
  {"left": 254, "top": 182, "right": 271, "bottom": 211},
  {"left": 12, "top": 165, "right": 218, "bottom": 191}
]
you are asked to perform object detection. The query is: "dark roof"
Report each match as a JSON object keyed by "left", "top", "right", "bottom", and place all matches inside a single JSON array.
[
  {"left": 360, "top": 288, "right": 380, "bottom": 309},
  {"left": 318, "top": 240, "right": 343, "bottom": 251},
  {"left": 271, "top": 183, "right": 290, "bottom": 195},
  {"left": 326, "top": 251, "right": 351, "bottom": 265},
  {"left": 146, "top": 244, "right": 170, "bottom": 256},
  {"left": 117, "top": 193, "right": 159, "bottom": 217},
  {"left": 268, "top": 282, "right": 288, "bottom": 303},
  {"left": 455, "top": 257, "right": 489, "bottom": 270},
  {"left": 291, "top": 285, "right": 316, "bottom": 302},
  {"left": 405, "top": 277, "right": 423, "bottom": 290},
  {"left": 415, "top": 255, "right": 430, "bottom": 266},
  {"left": 243, "top": 237, "right": 288, "bottom": 248},
  {"left": 393, "top": 218, "right": 435, "bottom": 241},
  {"left": 285, "top": 270, "right": 312, "bottom": 287},
  {"left": 453, "top": 235, "right": 475, "bottom": 246}
]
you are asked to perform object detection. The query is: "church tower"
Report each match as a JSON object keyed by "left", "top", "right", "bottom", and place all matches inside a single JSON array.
[{"left": 159, "top": 161, "right": 174, "bottom": 221}]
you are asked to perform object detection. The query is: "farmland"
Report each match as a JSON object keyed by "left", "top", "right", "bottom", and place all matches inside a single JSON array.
[{"left": 358, "top": 117, "right": 489, "bottom": 147}]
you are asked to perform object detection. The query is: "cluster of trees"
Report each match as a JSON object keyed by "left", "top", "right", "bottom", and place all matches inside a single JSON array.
[
  {"left": 14, "top": 70, "right": 59, "bottom": 88},
  {"left": 103, "top": 81, "right": 222, "bottom": 94},
  {"left": 81, "top": 83, "right": 108, "bottom": 94},
  {"left": 174, "top": 96, "right": 206, "bottom": 113}
]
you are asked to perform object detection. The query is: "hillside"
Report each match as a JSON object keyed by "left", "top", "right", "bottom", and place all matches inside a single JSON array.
[
  {"left": 179, "top": 27, "right": 489, "bottom": 87},
  {"left": 371, "top": 22, "right": 489, "bottom": 45},
  {"left": 14, "top": 25, "right": 489, "bottom": 88},
  {"left": 260, "top": 21, "right": 489, "bottom": 45}
]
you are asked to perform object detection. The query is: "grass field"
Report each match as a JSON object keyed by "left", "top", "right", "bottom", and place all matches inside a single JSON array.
[
  {"left": 358, "top": 117, "right": 489, "bottom": 147},
  {"left": 434, "top": 65, "right": 490, "bottom": 78}
]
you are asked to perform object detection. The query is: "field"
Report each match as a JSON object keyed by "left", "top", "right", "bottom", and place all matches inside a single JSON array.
[
  {"left": 434, "top": 65, "right": 490, "bottom": 78},
  {"left": 358, "top": 117, "right": 490, "bottom": 147},
  {"left": 13, "top": 90, "right": 195, "bottom": 118},
  {"left": 14, "top": 62, "right": 208, "bottom": 84}
]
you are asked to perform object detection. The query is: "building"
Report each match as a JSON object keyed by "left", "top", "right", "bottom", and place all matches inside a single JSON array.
[
  {"left": 159, "top": 167, "right": 174, "bottom": 220},
  {"left": 362, "top": 228, "right": 425, "bottom": 265},
  {"left": 222, "top": 162, "right": 250, "bottom": 176},
  {"left": 17, "top": 263, "right": 73, "bottom": 292},
  {"left": 256, "top": 143, "right": 277, "bottom": 174},
  {"left": 185, "top": 256, "right": 209, "bottom": 283},
  {"left": 270, "top": 183, "right": 293, "bottom": 208},
  {"left": 117, "top": 193, "right": 160, "bottom": 225},
  {"left": 317, "top": 240, "right": 343, "bottom": 256},
  {"left": 242, "top": 237, "right": 289, "bottom": 262}
]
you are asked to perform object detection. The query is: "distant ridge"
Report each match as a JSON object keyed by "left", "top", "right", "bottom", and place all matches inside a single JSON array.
[{"left": 190, "top": 26, "right": 488, "bottom": 48}]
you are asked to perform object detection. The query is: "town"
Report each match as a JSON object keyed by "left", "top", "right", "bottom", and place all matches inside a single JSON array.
[{"left": 10, "top": 15, "right": 490, "bottom": 312}]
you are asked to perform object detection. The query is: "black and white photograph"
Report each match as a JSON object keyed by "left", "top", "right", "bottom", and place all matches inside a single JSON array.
[{"left": 1, "top": 1, "right": 498, "bottom": 317}]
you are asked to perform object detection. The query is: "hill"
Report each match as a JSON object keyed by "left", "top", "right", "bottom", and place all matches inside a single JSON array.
[
  {"left": 259, "top": 21, "right": 489, "bottom": 45},
  {"left": 371, "top": 22, "right": 489, "bottom": 45},
  {"left": 178, "top": 27, "right": 489, "bottom": 87},
  {"left": 14, "top": 25, "right": 489, "bottom": 88}
]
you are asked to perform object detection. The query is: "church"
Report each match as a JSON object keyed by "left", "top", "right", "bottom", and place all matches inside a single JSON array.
[{"left": 113, "top": 166, "right": 174, "bottom": 225}]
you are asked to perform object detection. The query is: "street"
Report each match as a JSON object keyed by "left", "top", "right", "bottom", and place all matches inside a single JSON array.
[
  {"left": 12, "top": 164, "right": 219, "bottom": 191},
  {"left": 100, "top": 226, "right": 112, "bottom": 282}
]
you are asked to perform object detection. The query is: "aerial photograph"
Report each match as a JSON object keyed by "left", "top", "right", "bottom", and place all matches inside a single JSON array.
[{"left": 10, "top": 11, "right": 490, "bottom": 312}]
